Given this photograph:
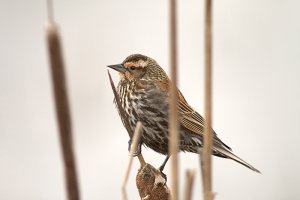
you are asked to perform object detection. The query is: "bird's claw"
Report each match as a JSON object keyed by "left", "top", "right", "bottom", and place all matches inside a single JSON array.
[
  {"left": 159, "top": 168, "right": 167, "bottom": 184},
  {"left": 158, "top": 155, "right": 170, "bottom": 184},
  {"left": 128, "top": 139, "right": 142, "bottom": 156}
]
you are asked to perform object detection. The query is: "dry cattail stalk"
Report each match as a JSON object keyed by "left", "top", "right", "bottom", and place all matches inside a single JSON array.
[
  {"left": 45, "top": 1, "right": 80, "bottom": 199},
  {"left": 184, "top": 169, "right": 196, "bottom": 200},
  {"left": 202, "top": 0, "right": 214, "bottom": 199},
  {"left": 169, "top": 0, "right": 179, "bottom": 199},
  {"left": 122, "top": 122, "right": 143, "bottom": 200}
]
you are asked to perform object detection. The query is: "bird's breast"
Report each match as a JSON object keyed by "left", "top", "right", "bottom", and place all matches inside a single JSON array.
[{"left": 117, "top": 80, "right": 169, "bottom": 124}]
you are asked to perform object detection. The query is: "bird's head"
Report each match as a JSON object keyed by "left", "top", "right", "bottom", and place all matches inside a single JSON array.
[{"left": 107, "top": 54, "right": 168, "bottom": 81}]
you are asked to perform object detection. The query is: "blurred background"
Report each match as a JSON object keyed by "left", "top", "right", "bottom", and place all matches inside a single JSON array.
[{"left": 1, "top": 0, "right": 300, "bottom": 199}]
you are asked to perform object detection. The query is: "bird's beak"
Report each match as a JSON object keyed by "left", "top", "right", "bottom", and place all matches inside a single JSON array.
[{"left": 107, "top": 64, "right": 127, "bottom": 72}]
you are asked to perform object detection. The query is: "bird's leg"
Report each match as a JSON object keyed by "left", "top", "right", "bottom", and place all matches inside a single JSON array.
[
  {"left": 159, "top": 155, "right": 170, "bottom": 172},
  {"left": 158, "top": 155, "right": 170, "bottom": 182},
  {"left": 128, "top": 139, "right": 142, "bottom": 157}
]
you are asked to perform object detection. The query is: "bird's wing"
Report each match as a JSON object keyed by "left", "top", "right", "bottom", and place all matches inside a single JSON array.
[
  {"left": 153, "top": 79, "right": 231, "bottom": 151},
  {"left": 177, "top": 90, "right": 205, "bottom": 134},
  {"left": 154, "top": 79, "right": 207, "bottom": 136},
  {"left": 177, "top": 89, "right": 232, "bottom": 151}
]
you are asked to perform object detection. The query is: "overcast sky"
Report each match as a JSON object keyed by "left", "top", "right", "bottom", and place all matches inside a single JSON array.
[{"left": 0, "top": 0, "right": 300, "bottom": 199}]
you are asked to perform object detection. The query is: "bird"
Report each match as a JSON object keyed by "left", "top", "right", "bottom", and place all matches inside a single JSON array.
[{"left": 108, "top": 54, "right": 260, "bottom": 173}]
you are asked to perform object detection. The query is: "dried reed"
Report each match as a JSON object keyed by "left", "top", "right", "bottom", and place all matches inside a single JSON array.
[
  {"left": 201, "top": 0, "right": 214, "bottom": 199},
  {"left": 45, "top": 0, "right": 80, "bottom": 199},
  {"left": 122, "top": 122, "right": 143, "bottom": 200},
  {"left": 169, "top": 0, "right": 179, "bottom": 199},
  {"left": 184, "top": 169, "right": 196, "bottom": 200}
]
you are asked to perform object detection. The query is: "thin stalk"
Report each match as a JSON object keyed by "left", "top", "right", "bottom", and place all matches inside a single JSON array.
[
  {"left": 45, "top": 1, "right": 80, "bottom": 199},
  {"left": 202, "top": 0, "right": 214, "bottom": 199},
  {"left": 184, "top": 169, "right": 196, "bottom": 200},
  {"left": 169, "top": 0, "right": 179, "bottom": 200},
  {"left": 122, "top": 122, "right": 143, "bottom": 200}
]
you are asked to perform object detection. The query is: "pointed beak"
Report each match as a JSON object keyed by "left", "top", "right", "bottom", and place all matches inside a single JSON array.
[{"left": 107, "top": 64, "right": 127, "bottom": 72}]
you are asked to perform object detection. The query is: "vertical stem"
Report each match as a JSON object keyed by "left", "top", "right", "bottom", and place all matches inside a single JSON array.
[
  {"left": 47, "top": 0, "right": 54, "bottom": 22},
  {"left": 169, "top": 0, "right": 179, "bottom": 199},
  {"left": 203, "top": 0, "right": 213, "bottom": 199},
  {"left": 46, "top": 9, "right": 80, "bottom": 200},
  {"left": 46, "top": 25, "right": 81, "bottom": 200},
  {"left": 122, "top": 122, "right": 143, "bottom": 200},
  {"left": 184, "top": 169, "right": 196, "bottom": 200}
]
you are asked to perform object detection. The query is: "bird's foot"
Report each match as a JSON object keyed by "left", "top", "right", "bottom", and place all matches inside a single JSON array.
[
  {"left": 158, "top": 155, "right": 170, "bottom": 184},
  {"left": 159, "top": 164, "right": 165, "bottom": 172},
  {"left": 159, "top": 164, "right": 167, "bottom": 184},
  {"left": 159, "top": 170, "right": 167, "bottom": 184},
  {"left": 128, "top": 139, "right": 142, "bottom": 156}
]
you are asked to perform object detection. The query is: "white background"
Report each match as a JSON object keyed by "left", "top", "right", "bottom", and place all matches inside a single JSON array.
[{"left": 1, "top": 0, "right": 299, "bottom": 199}]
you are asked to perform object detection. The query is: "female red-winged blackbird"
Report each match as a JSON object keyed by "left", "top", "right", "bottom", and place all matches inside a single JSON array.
[{"left": 108, "top": 54, "right": 260, "bottom": 173}]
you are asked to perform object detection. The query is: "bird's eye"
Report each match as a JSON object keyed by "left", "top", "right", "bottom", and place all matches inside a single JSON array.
[{"left": 130, "top": 66, "right": 136, "bottom": 70}]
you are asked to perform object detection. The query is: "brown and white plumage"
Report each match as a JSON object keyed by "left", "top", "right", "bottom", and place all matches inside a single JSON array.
[{"left": 108, "top": 54, "right": 260, "bottom": 173}]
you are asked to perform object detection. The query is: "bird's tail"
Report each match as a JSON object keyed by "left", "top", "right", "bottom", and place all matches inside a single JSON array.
[{"left": 213, "top": 146, "right": 261, "bottom": 173}]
